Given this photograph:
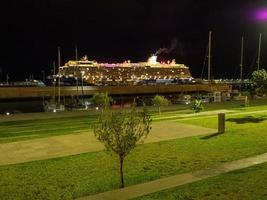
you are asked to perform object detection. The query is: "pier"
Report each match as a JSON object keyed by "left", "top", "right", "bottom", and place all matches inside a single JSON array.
[{"left": 0, "top": 84, "right": 231, "bottom": 99}]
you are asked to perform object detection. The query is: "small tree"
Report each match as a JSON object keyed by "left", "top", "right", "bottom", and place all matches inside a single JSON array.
[
  {"left": 93, "top": 106, "right": 152, "bottom": 188},
  {"left": 251, "top": 69, "right": 267, "bottom": 95},
  {"left": 91, "top": 92, "right": 112, "bottom": 111},
  {"left": 192, "top": 98, "right": 204, "bottom": 113},
  {"left": 152, "top": 95, "right": 170, "bottom": 114}
]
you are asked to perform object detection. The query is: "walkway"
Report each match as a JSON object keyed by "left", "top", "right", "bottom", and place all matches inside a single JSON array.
[
  {"left": 77, "top": 152, "right": 267, "bottom": 200},
  {"left": 0, "top": 121, "right": 215, "bottom": 166},
  {"left": 153, "top": 109, "right": 234, "bottom": 121}
]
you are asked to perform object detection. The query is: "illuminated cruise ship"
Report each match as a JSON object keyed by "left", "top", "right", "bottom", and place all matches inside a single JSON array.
[{"left": 59, "top": 55, "right": 193, "bottom": 85}]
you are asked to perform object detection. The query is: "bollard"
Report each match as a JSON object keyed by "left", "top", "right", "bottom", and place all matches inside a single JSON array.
[{"left": 218, "top": 113, "right": 225, "bottom": 133}]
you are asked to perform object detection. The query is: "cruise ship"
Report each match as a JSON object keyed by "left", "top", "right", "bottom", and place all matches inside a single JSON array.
[{"left": 59, "top": 55, "right": 193, "bottom": 85}]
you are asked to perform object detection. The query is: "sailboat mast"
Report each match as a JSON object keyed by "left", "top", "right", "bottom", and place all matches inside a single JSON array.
[
  {"left": 208, "top": 31, "right": 212, "bottom": 82},
  {"left": 53, "top": 61, "right": 56, "bottom": 102},
  {"left": 58, "top": 47, "right": 61, "bottom": 104},
  {"left": 75, "top": 45, "right": 78, "bottom": 61},
  {"left": 75, "top": 45, "right": 79, "bottom": 103},
  {"left": 240, "top": 36, "right": 244, "bottom": 81},
  {"left": 257, "top": 33, "right": 262, "bottom": 70}
]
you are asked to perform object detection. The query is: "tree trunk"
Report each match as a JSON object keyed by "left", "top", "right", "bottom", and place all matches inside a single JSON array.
[
  {"left": 119, "top": 156, "right": 124, "bottom": 188},
  {"left": 158, "top": 107, "right": 161, "bottom": 115}
]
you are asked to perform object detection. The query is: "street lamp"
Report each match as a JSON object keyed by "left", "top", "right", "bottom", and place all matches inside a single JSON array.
[{"left": 81, "top": 71, "right": 85, "bottom": 105}]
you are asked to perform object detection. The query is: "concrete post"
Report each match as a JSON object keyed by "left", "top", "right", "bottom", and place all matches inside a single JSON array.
[{"left": 218, "top": 113, "right": 225, "bottom": 133}]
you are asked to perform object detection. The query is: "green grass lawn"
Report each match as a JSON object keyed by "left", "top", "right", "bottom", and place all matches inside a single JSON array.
[
  {"left": 1, "top": 108, "right": 267, "bottom": 199},
  {"left": 0, "top": 115, "right": 98, "bottom": 143},
  {"left": 1, "top": 99, "right": 267, "bottom": 143},
  {"left": 135, "top": 162, "right": 267, "bottom": 200}
]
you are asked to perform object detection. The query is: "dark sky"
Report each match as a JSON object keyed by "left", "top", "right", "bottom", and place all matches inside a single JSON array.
[{"left": 1, "top": 0, "right": 267, "bottom": 81}]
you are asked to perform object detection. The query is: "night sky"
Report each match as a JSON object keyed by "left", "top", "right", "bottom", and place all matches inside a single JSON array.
[{"left": 1, "top": 0, "right": 267, "bottom": 81}]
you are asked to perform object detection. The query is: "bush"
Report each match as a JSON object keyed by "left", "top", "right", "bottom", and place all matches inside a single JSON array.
[{"left": 192, "top": 99, "right": 204, "bottom": 113}]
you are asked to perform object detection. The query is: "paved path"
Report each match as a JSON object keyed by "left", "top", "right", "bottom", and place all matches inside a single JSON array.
[
  {"left": 153, "top": 109, "right": 235, "bottom": 121},
  {"left": 77, "top": 152, "right": 267, "bottom": 200},
  {"left": 0, "top": 121, "right": 215, "bottom": 166}
]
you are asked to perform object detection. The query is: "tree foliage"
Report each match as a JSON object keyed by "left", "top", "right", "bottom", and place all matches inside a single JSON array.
[
  {"left": 152, "top": 95, "right": 170, "bottom": 114},
  {"left": 91, "top": 92, "right": 112, "bottom": 110},
  {"left": 192, "top": 98, "right": 204, "bottom": 113},
  {"left": 251, "top": 69, "right": 267, "bottom": 95},
  {"left": 93, "top": 106, "right": 152, "bottom": 188}
]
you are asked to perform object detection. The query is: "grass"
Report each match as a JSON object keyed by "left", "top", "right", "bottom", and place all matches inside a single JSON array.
[
  {"left": 135, "top": 162, "right": 267, "bottom": 200},
  {"left": 1, "top": 110, "right": 267, "bottom": 199},
  {"left": 1, "top": 100, "right": 267, "bottom": 199},
  {"left": 0, "top": 115, "right": 97, "bottom": 143},
  {"left": 180, "top": 112, "right": 267, "bottom": 130},
  {"left": 1, "top": 99, "right": 267, "bottom": 143}
]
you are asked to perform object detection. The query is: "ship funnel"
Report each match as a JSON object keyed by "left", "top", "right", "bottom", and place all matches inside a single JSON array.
[{"left": 148, "top": 55, "right": 158, "bottom": 64}]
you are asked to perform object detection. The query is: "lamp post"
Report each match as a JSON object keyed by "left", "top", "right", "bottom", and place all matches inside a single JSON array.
[
  {"left": 75, "top": 76, "right": 79, "bottom": 104},
  {"left": 81, "top": 71, "right": 85, "bottom": 105},
  {"left": 257, "top": 33, "right": 262, "bottom": 70}
]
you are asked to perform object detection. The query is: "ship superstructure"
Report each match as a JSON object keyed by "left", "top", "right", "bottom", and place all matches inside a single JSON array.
[{"left": 59, "top": 55, "right": 192, "bottom": 85}]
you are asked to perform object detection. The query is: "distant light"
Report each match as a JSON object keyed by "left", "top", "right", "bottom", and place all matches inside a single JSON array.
[
  {"left": 53, "top": 109, "right": 57, "bottom": 113},
  {"left": 96, "top": 107, "right": 99, "bottom": 110},
  {"left": 6, "top": 112, "right": 10, "bottom": 116}
]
